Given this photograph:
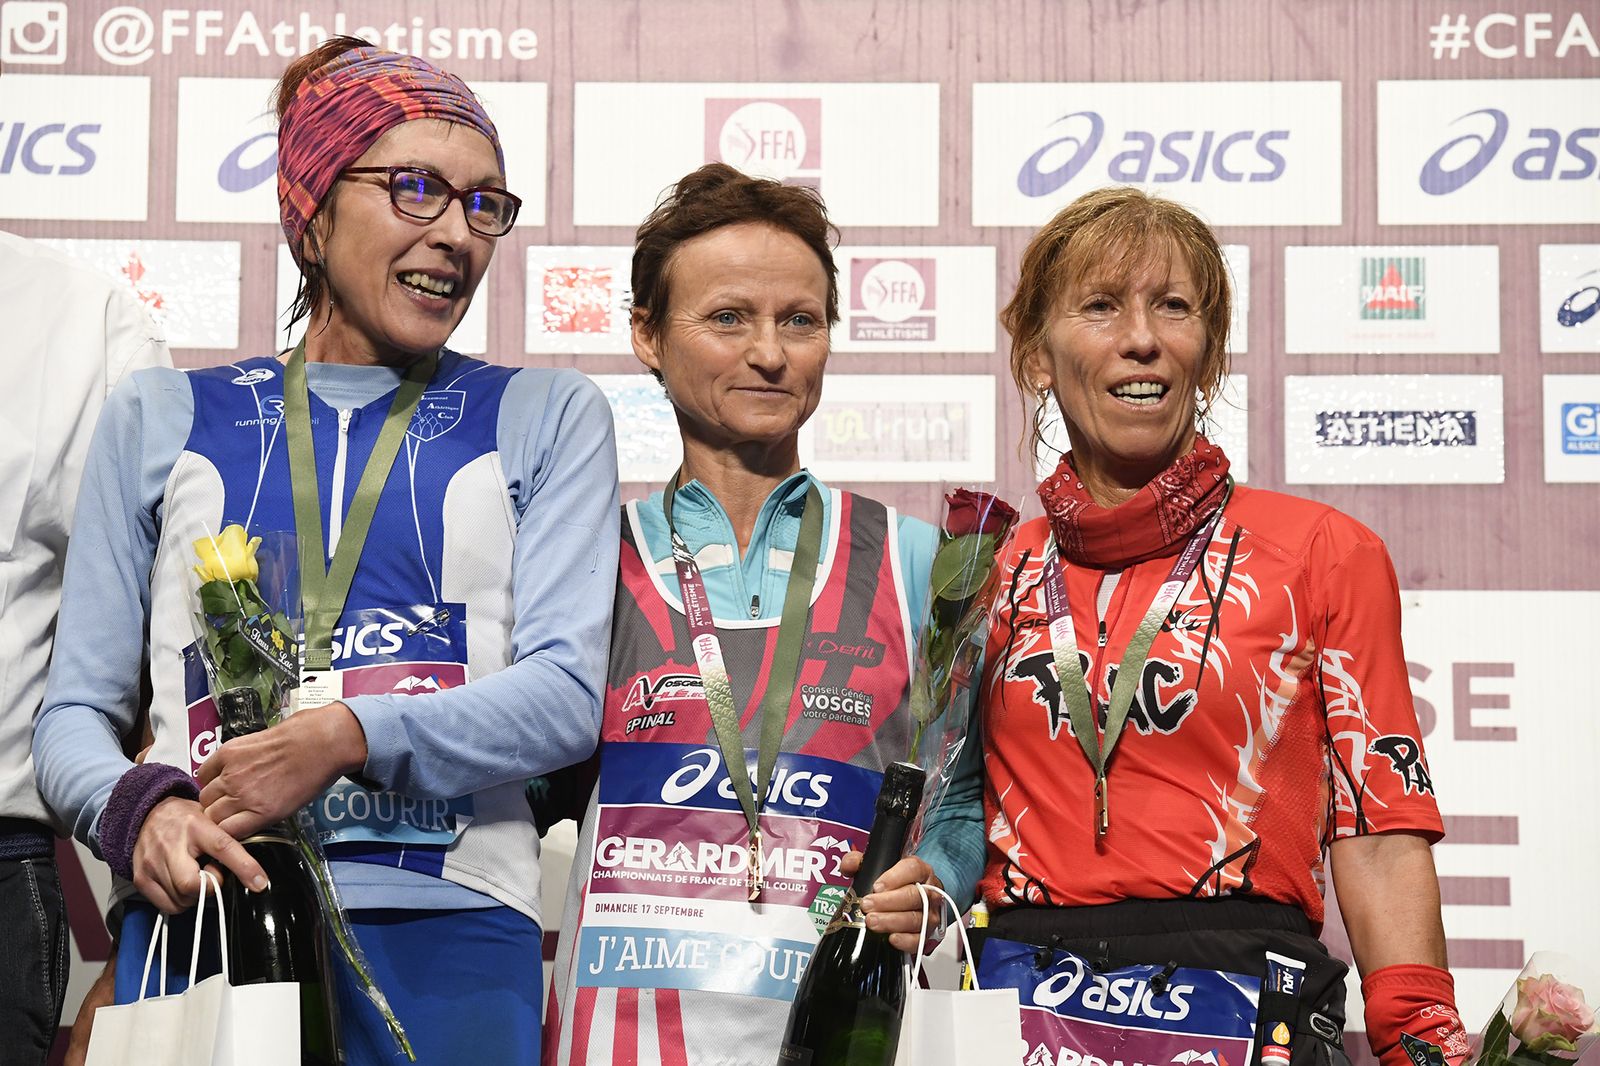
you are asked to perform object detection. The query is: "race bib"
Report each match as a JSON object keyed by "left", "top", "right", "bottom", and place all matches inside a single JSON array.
[
  {"left": 575, "top": 741, "right": 880, "bottom": 1001},
  {"left": 307, "top": 604, "right": 473, "bottom": 849},
  {"left": 979, "top": 938, "right": 1261, "bottom": 1066}
]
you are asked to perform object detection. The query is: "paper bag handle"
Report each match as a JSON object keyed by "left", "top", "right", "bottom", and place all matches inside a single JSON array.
[
  {"left": 908, "top": 882, "right": 982, "bottom": 991},
  {"left": 135, "top": 913, "right": 170, "bottom": 1001},
  {"left": 187, "top": 870, "right": 231, "bottom": 986}
]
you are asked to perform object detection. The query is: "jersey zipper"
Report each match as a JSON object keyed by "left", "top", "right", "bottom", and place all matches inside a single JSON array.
[{"left": 327, "top": 409, "right": 353, "bottom": 554}]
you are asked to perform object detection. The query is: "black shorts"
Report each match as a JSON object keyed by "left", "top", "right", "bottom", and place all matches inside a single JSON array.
[{"left": 984, "top": 897, "right": 1353, "bottom": 1066}]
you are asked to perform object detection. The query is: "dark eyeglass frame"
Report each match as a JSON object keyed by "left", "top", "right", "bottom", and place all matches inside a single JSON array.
[{"left": 339, "top": 165, "right": 522, "bottom": 237}]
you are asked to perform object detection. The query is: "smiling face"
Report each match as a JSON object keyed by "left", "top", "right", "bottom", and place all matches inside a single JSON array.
[
  {"left": 304, "top": 118, "right": 501, "bottom": 365},
  {"left": 632, "top": 222, "right": 831, "bottom": 466},
  {"left": 1027, "top": 247, "right": 1209, "bottom": 495}
]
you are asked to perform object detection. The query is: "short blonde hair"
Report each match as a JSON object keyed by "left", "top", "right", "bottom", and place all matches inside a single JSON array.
[{"left": 1000, "top": 187, "right": 1233, "bottom": 457}]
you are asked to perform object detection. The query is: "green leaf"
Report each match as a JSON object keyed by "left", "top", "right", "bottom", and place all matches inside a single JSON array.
[{"left": 198, "top": 580, "right": 240, "bottom": 614}]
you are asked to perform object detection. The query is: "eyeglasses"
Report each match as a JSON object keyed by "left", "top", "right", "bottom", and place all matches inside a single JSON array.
[{"left": 339, "top": 166, "right": 521, "bottom": 237}]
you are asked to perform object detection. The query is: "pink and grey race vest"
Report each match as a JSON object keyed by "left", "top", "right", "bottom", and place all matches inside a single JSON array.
[{"left": 546, "top": 487, "right": 916, "bottom": 1066}]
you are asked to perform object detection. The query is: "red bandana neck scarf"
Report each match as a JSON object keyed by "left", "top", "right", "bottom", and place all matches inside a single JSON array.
[
  {"left": 278, "top": 47, "right": 504, "bottom": 269},
  {"left": 1037, "top": 437, "right": 1232, "bottom": 569}
]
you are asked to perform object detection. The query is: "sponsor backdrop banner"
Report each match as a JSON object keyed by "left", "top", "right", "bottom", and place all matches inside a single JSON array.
[{"left": 6, "top": 1, "right": 1596, "bottom": 1061}]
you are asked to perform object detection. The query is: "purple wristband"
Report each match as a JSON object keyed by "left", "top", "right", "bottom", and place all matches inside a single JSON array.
[{"left": 100, "top": 763, "right": 199, "bottom": 880}]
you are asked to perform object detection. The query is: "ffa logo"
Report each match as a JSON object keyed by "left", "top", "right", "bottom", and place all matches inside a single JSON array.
[{"left": 1368, "top": 734, "right": 1436, "bottom": 795}]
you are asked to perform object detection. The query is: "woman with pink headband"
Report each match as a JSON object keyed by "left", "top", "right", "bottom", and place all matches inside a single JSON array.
[{"left": 35, "top": 37, "right": 618, "bottom": 1063}]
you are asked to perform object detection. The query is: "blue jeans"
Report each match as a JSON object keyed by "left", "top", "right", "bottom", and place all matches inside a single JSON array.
[{"left": 0, "top": 845, "right": 69, "bottom": 1066}]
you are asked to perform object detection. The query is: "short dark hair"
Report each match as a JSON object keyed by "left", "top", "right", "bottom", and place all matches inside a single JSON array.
[{"left": 631, "top": 163, "right": 840, "bottom": 345}]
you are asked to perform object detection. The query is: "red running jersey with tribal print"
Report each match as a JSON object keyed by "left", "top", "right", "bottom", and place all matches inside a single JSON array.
[{"left": 977, "top": 486, "right": 1443, "bottom": 927}]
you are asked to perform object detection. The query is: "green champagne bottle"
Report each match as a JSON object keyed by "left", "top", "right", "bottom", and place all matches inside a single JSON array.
[
  {"left": 215, "top": 687, "right": 343, "bottom": 1066},
  {"left": 778, "top": 761, "right": 925, "bottom": 1066}
]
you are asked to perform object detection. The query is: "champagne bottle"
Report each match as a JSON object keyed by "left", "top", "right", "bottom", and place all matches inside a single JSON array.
[
  {"left": 778, "top": 761, "right": 925, "bottom": 1066},
  {"left": 215, "top": 687, "right": 343, "bottom": 1066}
]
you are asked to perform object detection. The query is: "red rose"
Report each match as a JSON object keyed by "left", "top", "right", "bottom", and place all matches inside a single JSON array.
[{"left": 943, "top": 489, "right": 1019, "bottom": 538}]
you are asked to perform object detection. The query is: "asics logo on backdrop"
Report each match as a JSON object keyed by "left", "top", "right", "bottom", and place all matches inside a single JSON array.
[
  {"left": 1419, "top": 108, "right": 1600, "bottom": 195},
  {"left": 218, "top": 130, "right": 275, "bottom": 193},
  {"left": 659, "top": 747, "right": 832, "bottom": 808},
  {"left": 1017, "top": 110, "right": 1290, "bottom": 196}
]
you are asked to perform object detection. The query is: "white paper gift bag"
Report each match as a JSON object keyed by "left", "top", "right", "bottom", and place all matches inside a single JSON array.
[
  {"left": 894, "top": 883, "right": 1024, "bottom": 1066},
  {"left": 85, "top": 872, "right": 301, "bottom": 1066}
]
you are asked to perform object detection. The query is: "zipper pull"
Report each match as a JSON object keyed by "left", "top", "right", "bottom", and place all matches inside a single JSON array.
[
  {"left": 749, "top": 594, "right": 761, "bottom": 619},
  {"left": 1097, "top": 620, "right": 1108, "bottom": 648}
]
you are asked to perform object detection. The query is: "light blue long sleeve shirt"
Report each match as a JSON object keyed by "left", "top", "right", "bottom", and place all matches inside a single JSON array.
[
  {"left": 632, "top": 473, "right": 986, "bottom": 906},
  {"left": 34, "top": 358, "right": 619, "bottom": 910}
]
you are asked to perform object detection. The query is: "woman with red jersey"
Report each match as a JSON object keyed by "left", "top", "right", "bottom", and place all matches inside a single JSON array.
[{"left": 864, "top": 187, "right": 1468, "bottom": 1066}]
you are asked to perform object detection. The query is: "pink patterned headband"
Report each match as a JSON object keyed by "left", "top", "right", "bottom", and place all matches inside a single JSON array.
[{"left": 277, "top": 47, "right": 503, "bottom": 268}]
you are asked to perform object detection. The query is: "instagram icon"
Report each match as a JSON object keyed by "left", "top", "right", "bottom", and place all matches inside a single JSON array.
[{"left": 0, "top": 1, "right": 67, "bottom": 64}]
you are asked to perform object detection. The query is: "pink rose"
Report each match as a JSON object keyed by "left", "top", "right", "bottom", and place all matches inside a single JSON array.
[{"left": 1512, "top": 974, "right": 1597, "bottom": 1052}]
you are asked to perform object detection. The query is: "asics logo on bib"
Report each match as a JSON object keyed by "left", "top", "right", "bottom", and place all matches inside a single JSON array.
[
  {"left": 329, "top": 620, "right": 407, "bottom": 661},
  {"left": 1033, "top": 959, "right": 1194, "bottom": 1021},
  {"left": 659, "top": 747, "right": 833, "bottom": 808}
]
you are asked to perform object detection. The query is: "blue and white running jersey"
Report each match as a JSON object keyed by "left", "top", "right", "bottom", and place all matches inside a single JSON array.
[{"left": 142, "top": 351, "right": 540, "bottom": 916}]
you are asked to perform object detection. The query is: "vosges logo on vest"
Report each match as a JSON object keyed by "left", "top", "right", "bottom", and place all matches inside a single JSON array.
[
  {"left": 849, "top": 258, "right": 935, "bottom": 343},
  {"left": 704, "top": 98, "right": 822, "bottom": 190},
  {"left": 1315, "top": 411, "right": 1477, "bottom": 448},
  {"left": 799, "top": 684, "right": 874, "bottom": 726},
  {"left": 971, "top": 82, "right": 1342, "bottom": 227},
  {"left": 1378, "top": 80, "right": 1600, "bottom": 225},
  {"left": 1360, "top": 258, "right": 1426, "bottom": 320},
  {"left": 1031, "top": 955, "right": 1196, "bottom": 1023},
  {"left": 1562, "top": 403, "right": 1600, "bottom": 454},
  {"left": 0, "top": 74, "right": 150, "bottom": 221}
]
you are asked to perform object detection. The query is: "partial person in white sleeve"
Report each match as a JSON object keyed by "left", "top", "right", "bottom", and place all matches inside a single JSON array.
[{"left": 0, "top": 231, "right": 171, "bottom": 1066}]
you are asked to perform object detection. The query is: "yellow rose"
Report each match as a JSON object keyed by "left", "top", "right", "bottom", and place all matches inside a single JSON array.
[{"left": 193, "top": 525, "right": 261, "bottom": 583}]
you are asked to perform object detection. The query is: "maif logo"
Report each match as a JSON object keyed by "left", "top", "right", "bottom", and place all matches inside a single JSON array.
[
  {"left": 704, "top": 98, "right": 821, "bottom": 187},
  {"left": 0, "top": 1, "right": 66, "bottom": 63},
  {"left": 1562, "top": 403, "right": 1600, "bottom": 454},
  {"left": 1315, "top": 410, "right": 1478, "bottom": 448},
  {"left": 542, "top": 266, "right": 613, "bottom": 335},
  {"left": 1360, "top": 257, "right": 1426, "bottom": 320},
  {"left": 849, "top": 258, "right": 935, "bottom": 342}
]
